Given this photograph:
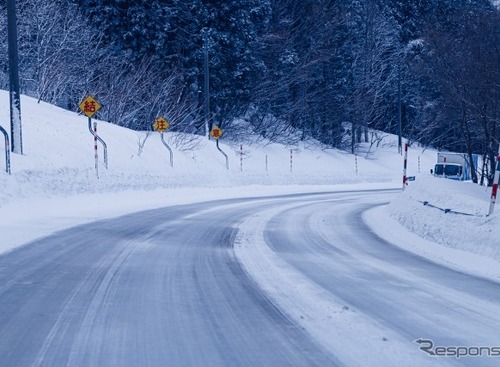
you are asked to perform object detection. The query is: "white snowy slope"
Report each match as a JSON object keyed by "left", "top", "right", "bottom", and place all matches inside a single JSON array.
[
  {"left": 0, "top": 90, "right": 422, "bottom": 251},
  {"left": 1, "top": 91, "right": 500, "bottom": 366}
]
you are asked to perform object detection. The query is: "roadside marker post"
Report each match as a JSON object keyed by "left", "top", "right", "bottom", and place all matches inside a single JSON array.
[
  {"left": 402, "top": 142, "right": 408, "bottom": 190},
  {"left": 93, "top": 121, "right": 98, "bottom": 178},
  {"left": 488, "top": 151, "right": 500, "bottom": 216},
  {"left": 240, "top": 144, "right": 243, "bottom": 172}
]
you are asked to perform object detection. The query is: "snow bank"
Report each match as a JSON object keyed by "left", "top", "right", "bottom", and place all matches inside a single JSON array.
[{"left": 388, "top": 176, "right": 500, "bottom": 260}]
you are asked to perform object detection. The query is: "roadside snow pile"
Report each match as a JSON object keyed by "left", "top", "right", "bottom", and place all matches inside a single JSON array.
[{"left": 388, "top": 176, "right": 500, "bottom": 261}]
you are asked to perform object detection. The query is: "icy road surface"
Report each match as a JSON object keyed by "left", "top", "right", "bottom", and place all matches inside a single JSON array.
[{"left": 0, "top": 190, "right": 499, "bottom": 366}]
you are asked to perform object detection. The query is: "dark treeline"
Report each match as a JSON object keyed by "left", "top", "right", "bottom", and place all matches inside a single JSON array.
[{"left": 0, "top": 0, "right": 499, "bottom": 182}]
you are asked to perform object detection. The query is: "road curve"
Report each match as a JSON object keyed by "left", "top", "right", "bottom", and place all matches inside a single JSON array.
[
  {"left": 0, "top": 193, "right": 347, "bottom": 367},
  {"left": 1, "top": 189, "right": 497, "bottom": 367},
  {"left": 249, "top": 192, "right": 500, "bottom": 367}
]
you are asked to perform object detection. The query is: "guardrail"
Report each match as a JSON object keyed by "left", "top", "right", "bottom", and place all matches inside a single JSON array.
[
  {"left": 418, "top": 200, "right": 479, "bottom": 217},
  {"left": 0, "top": 125, "right": 11, "bottom": 174}
]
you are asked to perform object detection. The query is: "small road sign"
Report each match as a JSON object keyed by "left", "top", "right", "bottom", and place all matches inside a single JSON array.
[
  {"left": 79, "top": 95, "right": 102, "bottom": 118},
  {"left": 210, "top": 125, "right": 223, "bottom": 140},
  {"left": 153, "top": 117, "right": 170, "bottom": 133}
]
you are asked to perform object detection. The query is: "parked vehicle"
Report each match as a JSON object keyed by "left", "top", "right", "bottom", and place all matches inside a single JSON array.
[{"left": 433, "top": 152, "right": 478, "bottom": 181}]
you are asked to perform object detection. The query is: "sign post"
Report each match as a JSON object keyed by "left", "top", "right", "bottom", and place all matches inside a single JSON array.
[
  {"left": 210, "top": 125, "right": 229, "bottom": 170},
  {"left": 153, "top": 116, "right": 173, "bottom": 167},
  {"left": 79, "top": 95, "right": 107, "bottom": 178},
  {"left": 7, "top": 0, "right": 23, "bottom": 155}
]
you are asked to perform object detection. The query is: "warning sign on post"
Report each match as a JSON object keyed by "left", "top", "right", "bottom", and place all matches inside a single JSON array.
[{"left": 79, "top": 95, "right": 102, "bottom": 118}]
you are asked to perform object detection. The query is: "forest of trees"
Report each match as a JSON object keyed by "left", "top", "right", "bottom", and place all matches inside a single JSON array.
[{"left": 0, "top": 0, "right": 499, "bottom": 182}]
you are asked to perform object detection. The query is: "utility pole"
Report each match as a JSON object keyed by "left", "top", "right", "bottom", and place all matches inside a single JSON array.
[
  {"left": 203, "top": 30, "right": 211, "bottom": 138},
  {"left": 7, "top": 0, "right": 23, "bottom": 154},
  {"left": 397, "top": 66, "right": 402, "bottom": 155}
]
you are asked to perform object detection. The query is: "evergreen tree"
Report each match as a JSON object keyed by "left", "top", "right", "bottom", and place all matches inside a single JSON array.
[
  {"left": 75, "top": 0, "right": 171, "bottom": 58},
  {"left": 0, "top": 0, "right": 497, "bottom": 161},
  {"left": 197, "top": 0, "right": 271, "bottom": 128}
]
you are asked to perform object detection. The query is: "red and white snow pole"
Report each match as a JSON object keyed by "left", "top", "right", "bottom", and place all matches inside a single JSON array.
[
  {"left": 402, "top": 142, "right": 408, "bottom": 190},
  {"left": 240, "top": 144, "right": 243, "bottom": 172},
  {"left": 290, "top": 149, "right": 293, "bottom": 173},
  {"left": 488, "top": 151, "right": 500, "bottom": 216},
  {"left": 93, "top": 121, "right": 99, "bottom": 178}
]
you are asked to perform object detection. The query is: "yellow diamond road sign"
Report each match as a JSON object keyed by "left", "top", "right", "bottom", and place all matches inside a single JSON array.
[
  {"left": 79, "top": 95, "right": 102, "bottom": 118},
  {"left": 153, "top": 117, "right": 170, "bottom": 133}
]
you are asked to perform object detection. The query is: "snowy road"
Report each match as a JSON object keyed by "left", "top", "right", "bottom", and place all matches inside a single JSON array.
[
  {"left": 236, "top": 191, "right": 500, "bottom": 366},
  {"left": 0, "top": 189, "right": 499, "bottom": 366}
]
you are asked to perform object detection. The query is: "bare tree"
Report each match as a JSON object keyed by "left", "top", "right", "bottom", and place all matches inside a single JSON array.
[
  {"left": 423, "top": 5, "right": 500, "bottom": 184},
  {"left": 13, "top": 0, "right": 102, "bottom": 108},
  {"left": 343, "top": 0, "right": 401, "bottom": 153}
]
